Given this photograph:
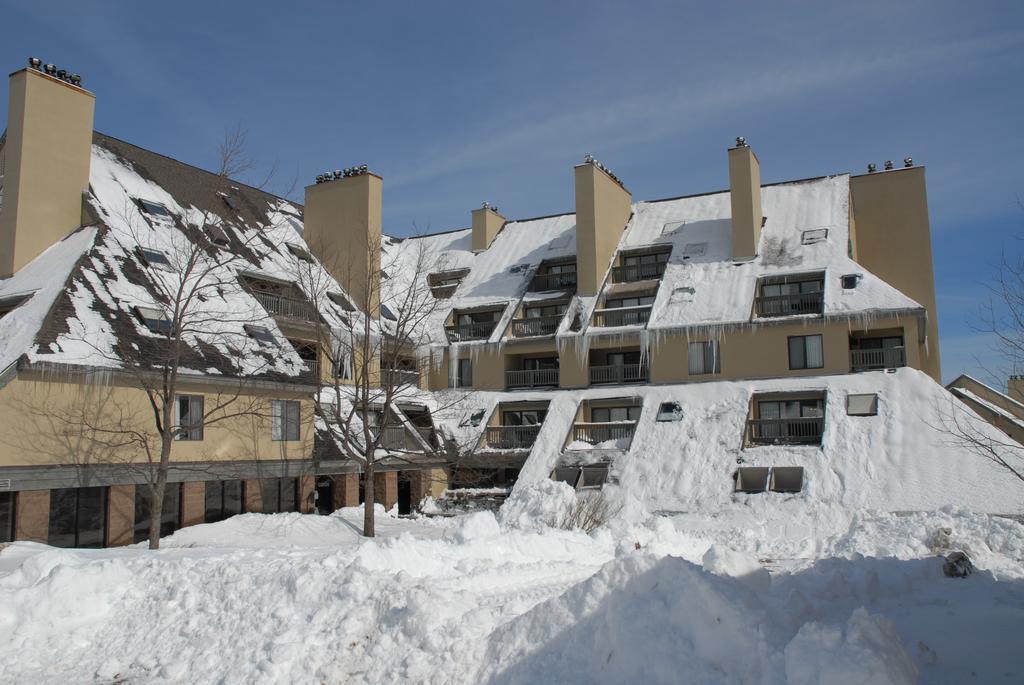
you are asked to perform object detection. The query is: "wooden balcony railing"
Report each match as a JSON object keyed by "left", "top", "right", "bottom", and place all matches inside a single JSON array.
[
  {"left": 747, "top": 417, "right": 824, "bottom": 445},
  {"left": 376, "top": 426, "right": 411, "bottom": 451},
  {"left": 252, "top": 290, "right": 317, "bottom": 321},
  {"left": 589, "top": 363, "right": 648, "bottom": 385},
  {"left": 529, "top": 271, "right": 577, "bottom": 292},
  {"left": 572, "top": 421, "right": 637, "bottom": 445},
  {"left": 592, "top": 305, "right": 652, "bottom": 327},
  {"left": 445, "top": 321, "right": 498, "bottom": 342},
  {"left": 505, "top": 368, "right": 559, "bottom": 389},
  {"left": 754, "top": 292, "right": 824, "bottom": 318},
  {"left": 610, "top": 261, "right": 667, "bottom": 283},
  {"left": 484, "top": 425, "right": 542, "bottom": 450},
  {"left": 850, "top": 347, "right": 906, "bottom": 372},
  {"left": 510, "top": 314, "right": 562, "bottom": 337}
]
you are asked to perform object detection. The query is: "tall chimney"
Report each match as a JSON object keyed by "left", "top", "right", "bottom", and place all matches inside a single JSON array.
[
  {"left": 0, "top": 60, "right": 95, "bottom": 278},
  {"left": 575, "top": 157, "right": 631, "bottom": 296},
  {"left": 471, "top": 202, "right": 505, "bottom": 252},
  {"left": 728, "top": 137, "right": 763, "bottom": 261},
  {"left": 304, "top": 170, "right": 383, "bottom": 313}
]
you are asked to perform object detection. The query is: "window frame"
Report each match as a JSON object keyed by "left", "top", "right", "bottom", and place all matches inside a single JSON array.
[
  {"left": 135, "top": 305, "right": 173, "bottom": 334},
  {"left": 591, "top": 406, "right": 641, "bottom": 423},
  {"left": 688, "top": 340, "right": 721, "bottom": 375},
  {"left": 175, "top": 394, "right": 205, "bottom": 441},
  {"left": 271, "top": 400, "right": 301, "bottom": 441},
  {"left": 788, "top": 334, "right": 824, "bottom": 370}
]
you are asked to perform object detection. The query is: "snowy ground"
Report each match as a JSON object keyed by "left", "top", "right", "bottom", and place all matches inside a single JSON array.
[{"left": 1, "top": 504, "right": 1023, "bottom": 684}]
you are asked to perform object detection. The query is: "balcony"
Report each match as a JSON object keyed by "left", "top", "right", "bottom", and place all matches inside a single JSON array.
[
  {"left": 374, "top": 426, "right": 433, "bottom": 451},
  {"left": 509, "top": 315, "right": 562, "bottom": 337},
  {"left": 506, "top": 368, "right": 559, "bottom": 389},
  {"left": 746, "top": 417, "right": 824, "bottom": 446},
  {"left": 610, "top": 261, "right": 667, "bottom": 284},
  {"left": 571, "top": 421, "right": 637, "bottom": 445},
  {"left": 850, "top": 347, "right": 906, "bottom": 372},
  {"left": 252, "top": 291, "right": 317, "bottom": 321},
  {"left": 485, "top": 425, "right": 542, "bottom": 450},
  {"left": 445, "top": 321, "right": 498, "bottom": 342},
  {"left": 529, "top": 271, "right": 577, "bottom": 292},
  {"left": 300, "top": 359, "right": 319, "bottom": 381},
  {"left": 754, "top": 292, "right": 824, "bottom": 318},
  {"left": 590, "top": 363, "right": 648, "bottom": 385},
  {"left": 381, "top": 369, "right": 420, "bottom": 387},
  {"left": 592, "top": 305, "right": 652, "bottom": 327},
  {"left": 430, "top": 283, "right": 458, "bottom": 299}
]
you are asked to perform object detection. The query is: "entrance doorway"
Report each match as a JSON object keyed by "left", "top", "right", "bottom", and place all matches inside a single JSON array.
[
  {"left": 397, "top": 474, "right": 412, "bottom": 515},
  {"left": 314, "top": 476, "right": 334, "bottom": 515}
]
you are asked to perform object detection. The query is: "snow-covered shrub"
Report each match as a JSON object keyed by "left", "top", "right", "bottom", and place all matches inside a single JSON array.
[{"left": 557, "top": 491, "right": 617, "bottom": 533}]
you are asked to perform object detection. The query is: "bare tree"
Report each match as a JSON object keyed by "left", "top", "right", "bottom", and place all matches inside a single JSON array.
[{"left": 296, "top": 230, "right": 474, "bottom": 536}]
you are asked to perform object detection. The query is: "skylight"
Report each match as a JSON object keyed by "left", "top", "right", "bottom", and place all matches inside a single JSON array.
[
  {"left": 219, "top": 193, "right": 240, "bottom": 212},
  {"left": 682, "top": 243, "right": 707, "bottom": 258},
  {"left": 662, "top": 220, "right": 685, "bottom": 236},
  {"left": 380, "top": 304, "right": 397, "bottom": 321},
  {"left": 137, "top": 247, "right": 173, "bottom": 271},
  {"left": 206, "top": 224, "right": 230, "bottom": 247},
  {"left": 328, "top": 292, "right": 355, "bottom": 312},
  {"left": 286, "top": 243, "right": 314, "bottom": 263},
  {"left": 656, "top": 402, "right": 683, "bottom": 422},
  {"left": 135, "top": 306, "right": 172, "bottom": 334},
  {"left": 244, "top": 324, "right": 277, "bottom": 345},
  {"left": 801, "top": 228, "right": 828, "bottom": 245},
  {"left": 136, "top": 198, "right": 171, "bottom": 217},
  {"left": 847, "top": 393, "right": 878, "bottom": 416}
]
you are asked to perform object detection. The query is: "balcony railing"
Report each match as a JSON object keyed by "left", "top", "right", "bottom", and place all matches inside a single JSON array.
[
  {"left": 754, "top": 292, "right": 824, "bottom": 318},
  {"left": 590, "top": 363, "right": 648, "bottom": 385},
  {"left": 376, "top": 426, "right": 411, "bottom": 451},
  {"left": 530, "top": 271, "right": 577, "bottom": 292},
  {"left": 572, "top": 421, "right": 637, "bottom": 445},
  {"left": 485, "top": 425, "right": 542, "bottom": 450},
  {"left": 381, "top": 369, "right": 420, "bottom": 387},
  {"left": 747, "top": 417, "right": 824, "bottom": 445},
  {"left": 610, "top": 261, "right": 667, "bottom": 284},
  {"left": 592, "top": 305, "right": 652, "bottom": 327},
  {"left": 252, "top": 290, "right": 317, "bottom": 321},
  {"left": 850, "top": 347, "right": 906, "bottom": 372},
  {"left": 506, "top": 368, "right": 559, "bottom": 389},
  {"left": 300, "top": 359, "right": 319, "bottom": 381},
  {"left": 445, "top": 321, "right": 498, "bottom": 342},
  {"left": 509, "top": 315, "right": 562, "bottom": 337}
]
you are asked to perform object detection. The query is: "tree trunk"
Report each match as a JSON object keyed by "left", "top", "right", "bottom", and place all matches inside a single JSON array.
[
  {"left": 148, "top": 433, "right": 174, "bottom": 550},
  {"left": 363, "top": 458, "right": 375, "bottom": 537}
]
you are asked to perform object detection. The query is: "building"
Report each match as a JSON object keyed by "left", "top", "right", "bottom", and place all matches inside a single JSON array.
[{"left": 0, "top": 58, "right": 1016, "bottom": 547}]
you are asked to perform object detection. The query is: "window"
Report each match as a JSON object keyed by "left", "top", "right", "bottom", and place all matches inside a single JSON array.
[
  {"left": 272, "top": 400, "right": 301, "bottom": 441},
  {"left": 521, "top": 357, "right": 559, "bottom": 371},
  {"left": 734, "top": 467, "right": 770, "bottom": 493},
  {"left": 135, "top": 305, "right": 172, "bottom": 334},
  {"left": 137, "top": 247, "right": 173, "bottom": 271},
  {"left": 688, "top": 341, "right": 720, "bottom": 375},
  {"left": 175, "top": 395, "right": 204, "bottom": 441},
  {"left": 136, "top": 198, "right": 171, "bottom": 217},
  {"left": 552, "top": 467, "right": 580, "bottom": 488},
  {"left": 847, "top": 393, "right": 879, "bottom": 416},
  {"left": 328, "top": 292, "right": 355, "bottom": 312},
  {"left": 287, "top": 243, "right": 314, "bottom": 262},
  {"left": 756, "top": 274, "right": 825, "bottom": 317},
  {"left": 261, "top": 478, "right": 298, "bottom": 514},
  {"left": 204, "top": 480, "right": 243, "bottom": 523},
  {"left": 592, "top": 406, "right": 641, "bottom": 422},
  {"left": 332, "top": 348, "right": 351, "bottom": 379},
  {"left": 840, "top": 274, "right": 861, "bottom": 290},
  {"left": 0, "top": 294, "right": 31, "bottom": 320},
  {"left": 801, "top": 228, "right": 828, "bottom": 245},
  {"left": 761, "top": 278, "right": 822, "bottom": 299},
  {"left": 579, "top": 466, "right": 610, "bottom": 489},
  {"left": 244, "top": 324, "right": 277, "bottom": 345},
  {"left": 134, "top": 483, "right": 181, "bottom": 543},
  {"left": 770, "top": 467, "right": 804, "bottom": 493},
  {"left": 0, "top": 491, "right": 13, "bottom": 543},
  {"left": 206, "top": 224, "right": 231, "bottom": 246},
  {"left": 605, "top": 294, "right": 656, "bottom": 309},
  {"left": 758, "top": 398, "right": 824, "bottom": 420},
  {"left": 428, "top": 269, "right": 470, "bottom": 299},
  {"left": 607, "top": 351, "right": 642, "bottom": 367},
  {"left": 503, "top": 409, "right": 547, "bottom": 426},
  {"left": 453, "top": 358, "right": 472, "bottom": 388},
  {"left": 462, "top": 408, "right": 485, "bottom": 427},
  {"left": 48, "top": 487, "right": 107, "bottom": 548},
  {"left": 525, "top": 302, "right": 568, "bottom": 318},
  {"left": 788, "top": 335, "right": 824, "bottom": 370},
  {"left": 656, "top": 401, "right": 683, "bottom": 422},
  {"left": 380, "top": 304, "right": 397, "bottom": 321},
  {"left": 623, "top": 251, "right": 670, "bottom": 267},
  {"left": 219, "top": 193, "right": 239, "bottom": 212}
]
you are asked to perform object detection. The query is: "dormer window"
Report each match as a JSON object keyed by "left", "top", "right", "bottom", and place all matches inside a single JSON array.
[
  {"left": 754, "top": 273, "right": 825, "bottom": 318},
  {"left": 529, "top": 259, "right": 577, "bottom": 292},
  {"left": 244, "top": 324, "right": 277, "bottom": 345},
  {"left": 286, "top": 243, "right": 314, "bottom": 263},
  {"left": 328, "top": 292, "right": 355, "bottom": 312},
  {"left": 611, "top": 247, "right": 671, "bottom": 283},
  {"left": 446, "top": 306, "right": 504, "bottom": 342},
  {"left": 135, "top": 306, "right": 172, "bottom": 334},
  {"left": 0, "top": 294, "right": 32, "bottom": 320},
  {"left": 137, "top": 247, "right": 173, "bottom": 271},
  {"left": 428, "top": 269, "right": 470, "bottom": 299}
]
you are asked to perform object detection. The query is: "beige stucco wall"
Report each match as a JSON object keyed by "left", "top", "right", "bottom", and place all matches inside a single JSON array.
[
  {"left": 850, "top": 167, "right": 941, "bottom": 381},
  {"left": 728, "top": 144, "right": 762, "bottom": 260},
  {"left": 575, "top": 163, "right": 632, "bottom": 296},
  {"left": 303, "top": 173, "right": 383, "bottom": 314},
  {"left": 0, "top": 373, "right": 313, "bottom": 469},
  {"left": 0, "top": 68, "right": 95, "bottom": 278}
]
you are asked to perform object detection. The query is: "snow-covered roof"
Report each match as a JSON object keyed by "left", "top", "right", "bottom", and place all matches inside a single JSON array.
[{"left": 2, "top": 133, "right": 358, "bottom": 383}]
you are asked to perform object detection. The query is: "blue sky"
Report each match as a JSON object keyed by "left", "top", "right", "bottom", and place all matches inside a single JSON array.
[{"left": 3, "top": 1, "right": 1022, "bottom": 383}]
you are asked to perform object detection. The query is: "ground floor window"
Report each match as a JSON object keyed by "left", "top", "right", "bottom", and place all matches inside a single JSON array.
[
  {"left": 1, "top": 491, "right": 15, "bottom": 543},
  {"left": 48, "top": 487, "right": 107, "bottom": 548},
  {"left": 204, "top": 480, "right": 244, "bottom": 523},
  {"left": 261, "top": 477, "right": 299, "bottom": 514},
  {"left": 134, "top": 483, "right": 181, "bottom": 543}
]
